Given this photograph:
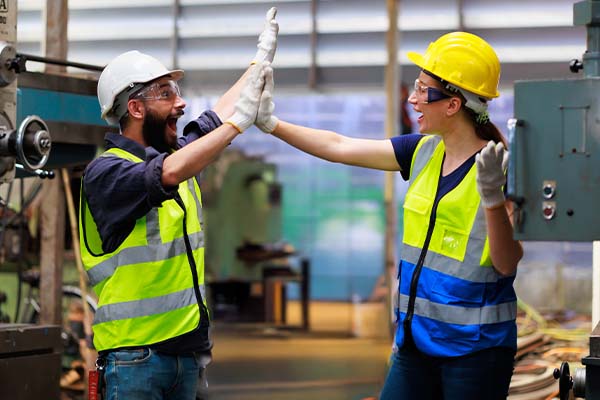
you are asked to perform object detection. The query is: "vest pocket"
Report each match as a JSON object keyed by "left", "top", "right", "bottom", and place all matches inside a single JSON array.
[
  {"left": 430, "top": 318, "right": 481, "bottom": 342},
  {"left": 430, "top": 224, "right": 469, "bottom": 262},
  {"left": 429, "top": 274, "right": 483, "bottom": 341},
  {"left": 108, "top": 348, "right": 153, "bottom": 365},
  {"left": 431, "top": 272, "right": 484, "bottom": 305},
  {"left": 403, "top": 192, "right": 432, "bottom": 248}
]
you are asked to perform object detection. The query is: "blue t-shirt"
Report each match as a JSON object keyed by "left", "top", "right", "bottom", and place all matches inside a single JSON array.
[{"left": 390, "top": 134, "right": 477, "bottom": 200}]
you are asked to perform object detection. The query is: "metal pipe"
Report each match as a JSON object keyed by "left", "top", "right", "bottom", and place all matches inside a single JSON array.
[{"left": 16, "top": 53, "right": 104, "bottom": 72}]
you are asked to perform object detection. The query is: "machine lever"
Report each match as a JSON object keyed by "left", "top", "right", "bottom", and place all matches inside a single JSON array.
[
  {"left": 15, "top": 164, "right": 54, "bottom": 179},
  {"left": 13, "top": 53, "right": 104, "bottom": 73}
]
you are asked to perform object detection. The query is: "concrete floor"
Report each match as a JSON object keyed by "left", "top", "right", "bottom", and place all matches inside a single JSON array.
[{"left": 204, "top": 301, "right": 392, "bottom": 400}]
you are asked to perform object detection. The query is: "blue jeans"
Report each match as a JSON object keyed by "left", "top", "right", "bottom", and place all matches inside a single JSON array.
[
  {"left": 103, "top": 348, "right": 201, "bottom": 400},
  {"left": 379, "top": 345, "right": 515, "bottom": 400}
]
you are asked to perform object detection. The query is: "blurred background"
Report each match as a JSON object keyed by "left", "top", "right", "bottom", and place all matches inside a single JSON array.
[{"left": 0, "top": 1, "right": 595, "bottom": 399}]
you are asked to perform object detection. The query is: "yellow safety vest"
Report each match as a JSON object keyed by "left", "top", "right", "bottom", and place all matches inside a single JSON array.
[{"left": 79, "top": 147, "right": 207, "bottom": 351}]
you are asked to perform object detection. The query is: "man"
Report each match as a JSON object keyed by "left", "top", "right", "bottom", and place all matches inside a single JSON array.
[{"left": 78, "top": 8, "right": 278, "bottom": 400}]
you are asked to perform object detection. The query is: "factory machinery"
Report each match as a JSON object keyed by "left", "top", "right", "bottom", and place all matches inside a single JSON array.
[
  {"left": 201, "top": 149, "right": 309, "bottom": 327},
  {"left": 0, "top": 2, "right": 302, "bottom": 397},
  {"left": 509, "top": 1, "right": 600, "bottom": 398},
  {"left": 4, "top": 0, "right": 600, "bottom": 398},
  {"left": 0, "top": 1, "right": 112, "bottom": 399}
]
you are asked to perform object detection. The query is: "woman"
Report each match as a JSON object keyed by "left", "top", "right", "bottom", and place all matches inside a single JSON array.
[{"left": 256, "top": 31, "right": 522, "bottom": 399}]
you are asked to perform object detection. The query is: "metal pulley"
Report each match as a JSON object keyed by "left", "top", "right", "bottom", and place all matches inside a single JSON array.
[
  {"left": 554, "top": 362, "right": 573, "bottom": 400},
  {"left": 0, "top": 114, "right": 51, "bottom": 171},
  {"left": 553, "top": 361, "right": 587, "bottom": 399},
  {"left": 15, "top": 115, "right": 51, "bottom": 170}
]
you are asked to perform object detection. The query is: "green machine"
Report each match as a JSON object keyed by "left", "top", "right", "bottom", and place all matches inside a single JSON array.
[
  {"left": 201, "top": 149, "right": 303, "bottom": 322},
  {"left": 509, "top": 1, "right": 600, "bottom": 398},
  {"left": 201, "top": 149, "right": 305, "bottom": 321},
  {"left": 202, "top": 149, "right": 284, "bottom": 283}
]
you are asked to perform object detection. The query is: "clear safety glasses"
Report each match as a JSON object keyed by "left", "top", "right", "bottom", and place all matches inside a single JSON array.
[
  {"left": 134, "top": 80, "right": 181, "bottom": 102},
  {"left": 413, "top": 79, "right": 451, "bottom": 104}
]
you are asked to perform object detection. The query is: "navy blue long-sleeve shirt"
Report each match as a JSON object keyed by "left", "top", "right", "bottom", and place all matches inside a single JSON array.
[{"left": 82, "top": 110, "right": 222, "bottom": 355}]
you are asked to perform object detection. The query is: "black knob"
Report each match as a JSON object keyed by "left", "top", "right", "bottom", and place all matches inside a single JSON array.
[
  {"left": 569, "top": 59, "right": 583, "bottom": 73},
  {"left": 553, "top": 368, "right": 560, "bottom": 379},
  {"left": 555, "top": 362, "right": 574, "bottom": 400},
  {"left": 8, "top": 54, "right": 27, "bottom": 74}
]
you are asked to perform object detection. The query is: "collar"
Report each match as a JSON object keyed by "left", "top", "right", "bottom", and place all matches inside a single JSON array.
[{"left": 104, "top": 132, "right": 147, "bottom": 160}]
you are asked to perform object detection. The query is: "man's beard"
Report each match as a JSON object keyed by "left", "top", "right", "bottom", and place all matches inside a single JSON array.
[{"left": 142, "top": 110, "right": 172, "bottom": 153}]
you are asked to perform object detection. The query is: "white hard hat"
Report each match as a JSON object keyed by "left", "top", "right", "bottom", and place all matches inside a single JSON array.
[{"left": 97, "top": 50, "right": 184, "bottom": 125}]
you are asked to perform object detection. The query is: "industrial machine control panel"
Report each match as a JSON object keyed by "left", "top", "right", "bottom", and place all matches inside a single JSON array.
[
  {"left": 511, "top": 1, "right": 600, "bottom": 398},
  {"left": 509, "top": 77, "right": 600, "bottom": 241}
]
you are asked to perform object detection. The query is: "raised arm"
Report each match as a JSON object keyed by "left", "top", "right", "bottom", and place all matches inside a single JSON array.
[
  {"left": 255, "top": 66, "right": 401, "bottom": 171},
  {"left": 273, "top": 121, "right": 400, "bottom": 170},
  {"left": 162, "top": 63, "right": 266, "bottom": 186}
]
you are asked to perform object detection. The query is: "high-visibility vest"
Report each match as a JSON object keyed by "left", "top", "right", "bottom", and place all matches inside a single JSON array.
[
  {"left": 79, "top": 147, "right": 208, "bottom": 351},
  {"left": 396, "top": 135, "right": 517, "bottom": 357}
]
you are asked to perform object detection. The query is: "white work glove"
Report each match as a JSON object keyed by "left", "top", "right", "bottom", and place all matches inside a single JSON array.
[
  {"left": 253, "top": 7, "right": 279, "bottom": 64},
  {"left": 475, "top": 140, "right": 509, "bottom": 209},
  {"left": 256, "top": 64, "right": 279, "bottom": 133},
  {"left": 225, "top": 62, "right": 266, "bottom": 133}
]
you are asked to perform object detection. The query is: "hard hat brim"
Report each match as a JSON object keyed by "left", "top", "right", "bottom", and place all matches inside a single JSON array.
[
  {"left": 407, "top": 51, "right": 426, "bottom": 70},
  {"left": 164, "top": 70, "right": 184, "bottom": 82}
]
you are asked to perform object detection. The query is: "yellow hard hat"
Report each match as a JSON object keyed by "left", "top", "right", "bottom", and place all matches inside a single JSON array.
[{"left": 407, "top": 32, "right": 500, "bottom": 99}]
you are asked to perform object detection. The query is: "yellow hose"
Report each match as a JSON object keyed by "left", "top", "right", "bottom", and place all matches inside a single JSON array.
[{"left": 517, "top": 298, "right": 590, "bottom": 342}]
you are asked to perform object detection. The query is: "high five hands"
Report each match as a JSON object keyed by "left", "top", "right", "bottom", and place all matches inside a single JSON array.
[{"left": 226, "top": 7, "right": 280, "bottom": 133}]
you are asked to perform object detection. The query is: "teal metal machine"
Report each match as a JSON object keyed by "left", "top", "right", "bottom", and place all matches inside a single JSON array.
[
  {"left": 509, "top": 1, "right": 600, "bottom": 398},
  {"left": 509, "top": 0, "right": 600, "bottom": 242},
  {"left": 16, "top": 70, "right": 111, "bottom": 173}
]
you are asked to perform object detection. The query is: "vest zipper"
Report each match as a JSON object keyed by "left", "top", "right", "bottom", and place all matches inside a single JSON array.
[
  {"left": 403, "top": 195, "right": 440, "bottom": 341},
  {"left": 402, "top": 149, "right": 480, "bottom": 345},
  {"left": 174, "top": 194, "right": 210, "bottom": 326},
  {"left": 403, "top": 163, "right": 449, "bottom": 342}
]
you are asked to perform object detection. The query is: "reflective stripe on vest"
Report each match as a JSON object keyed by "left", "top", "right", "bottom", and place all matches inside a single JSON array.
[
  {"left": 397, "top": 294, "right": 516, "bottom": 326},
  {"left": 79, "top": 147, "right": 206, "bottom": 350},
  {"left": 94, "top": 286, "right": 207, "bottom": 324},
  {"left": 397, "top": 135, "right": 516, "bottom": 357}
]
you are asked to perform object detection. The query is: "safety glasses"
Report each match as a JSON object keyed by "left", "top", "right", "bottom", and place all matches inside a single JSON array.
[
  {"left": 134, "top": 80, "right": 181, "bottom": 102},
  {"left": 413, "top": 79, "right": 451, "bottom": 104}
]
